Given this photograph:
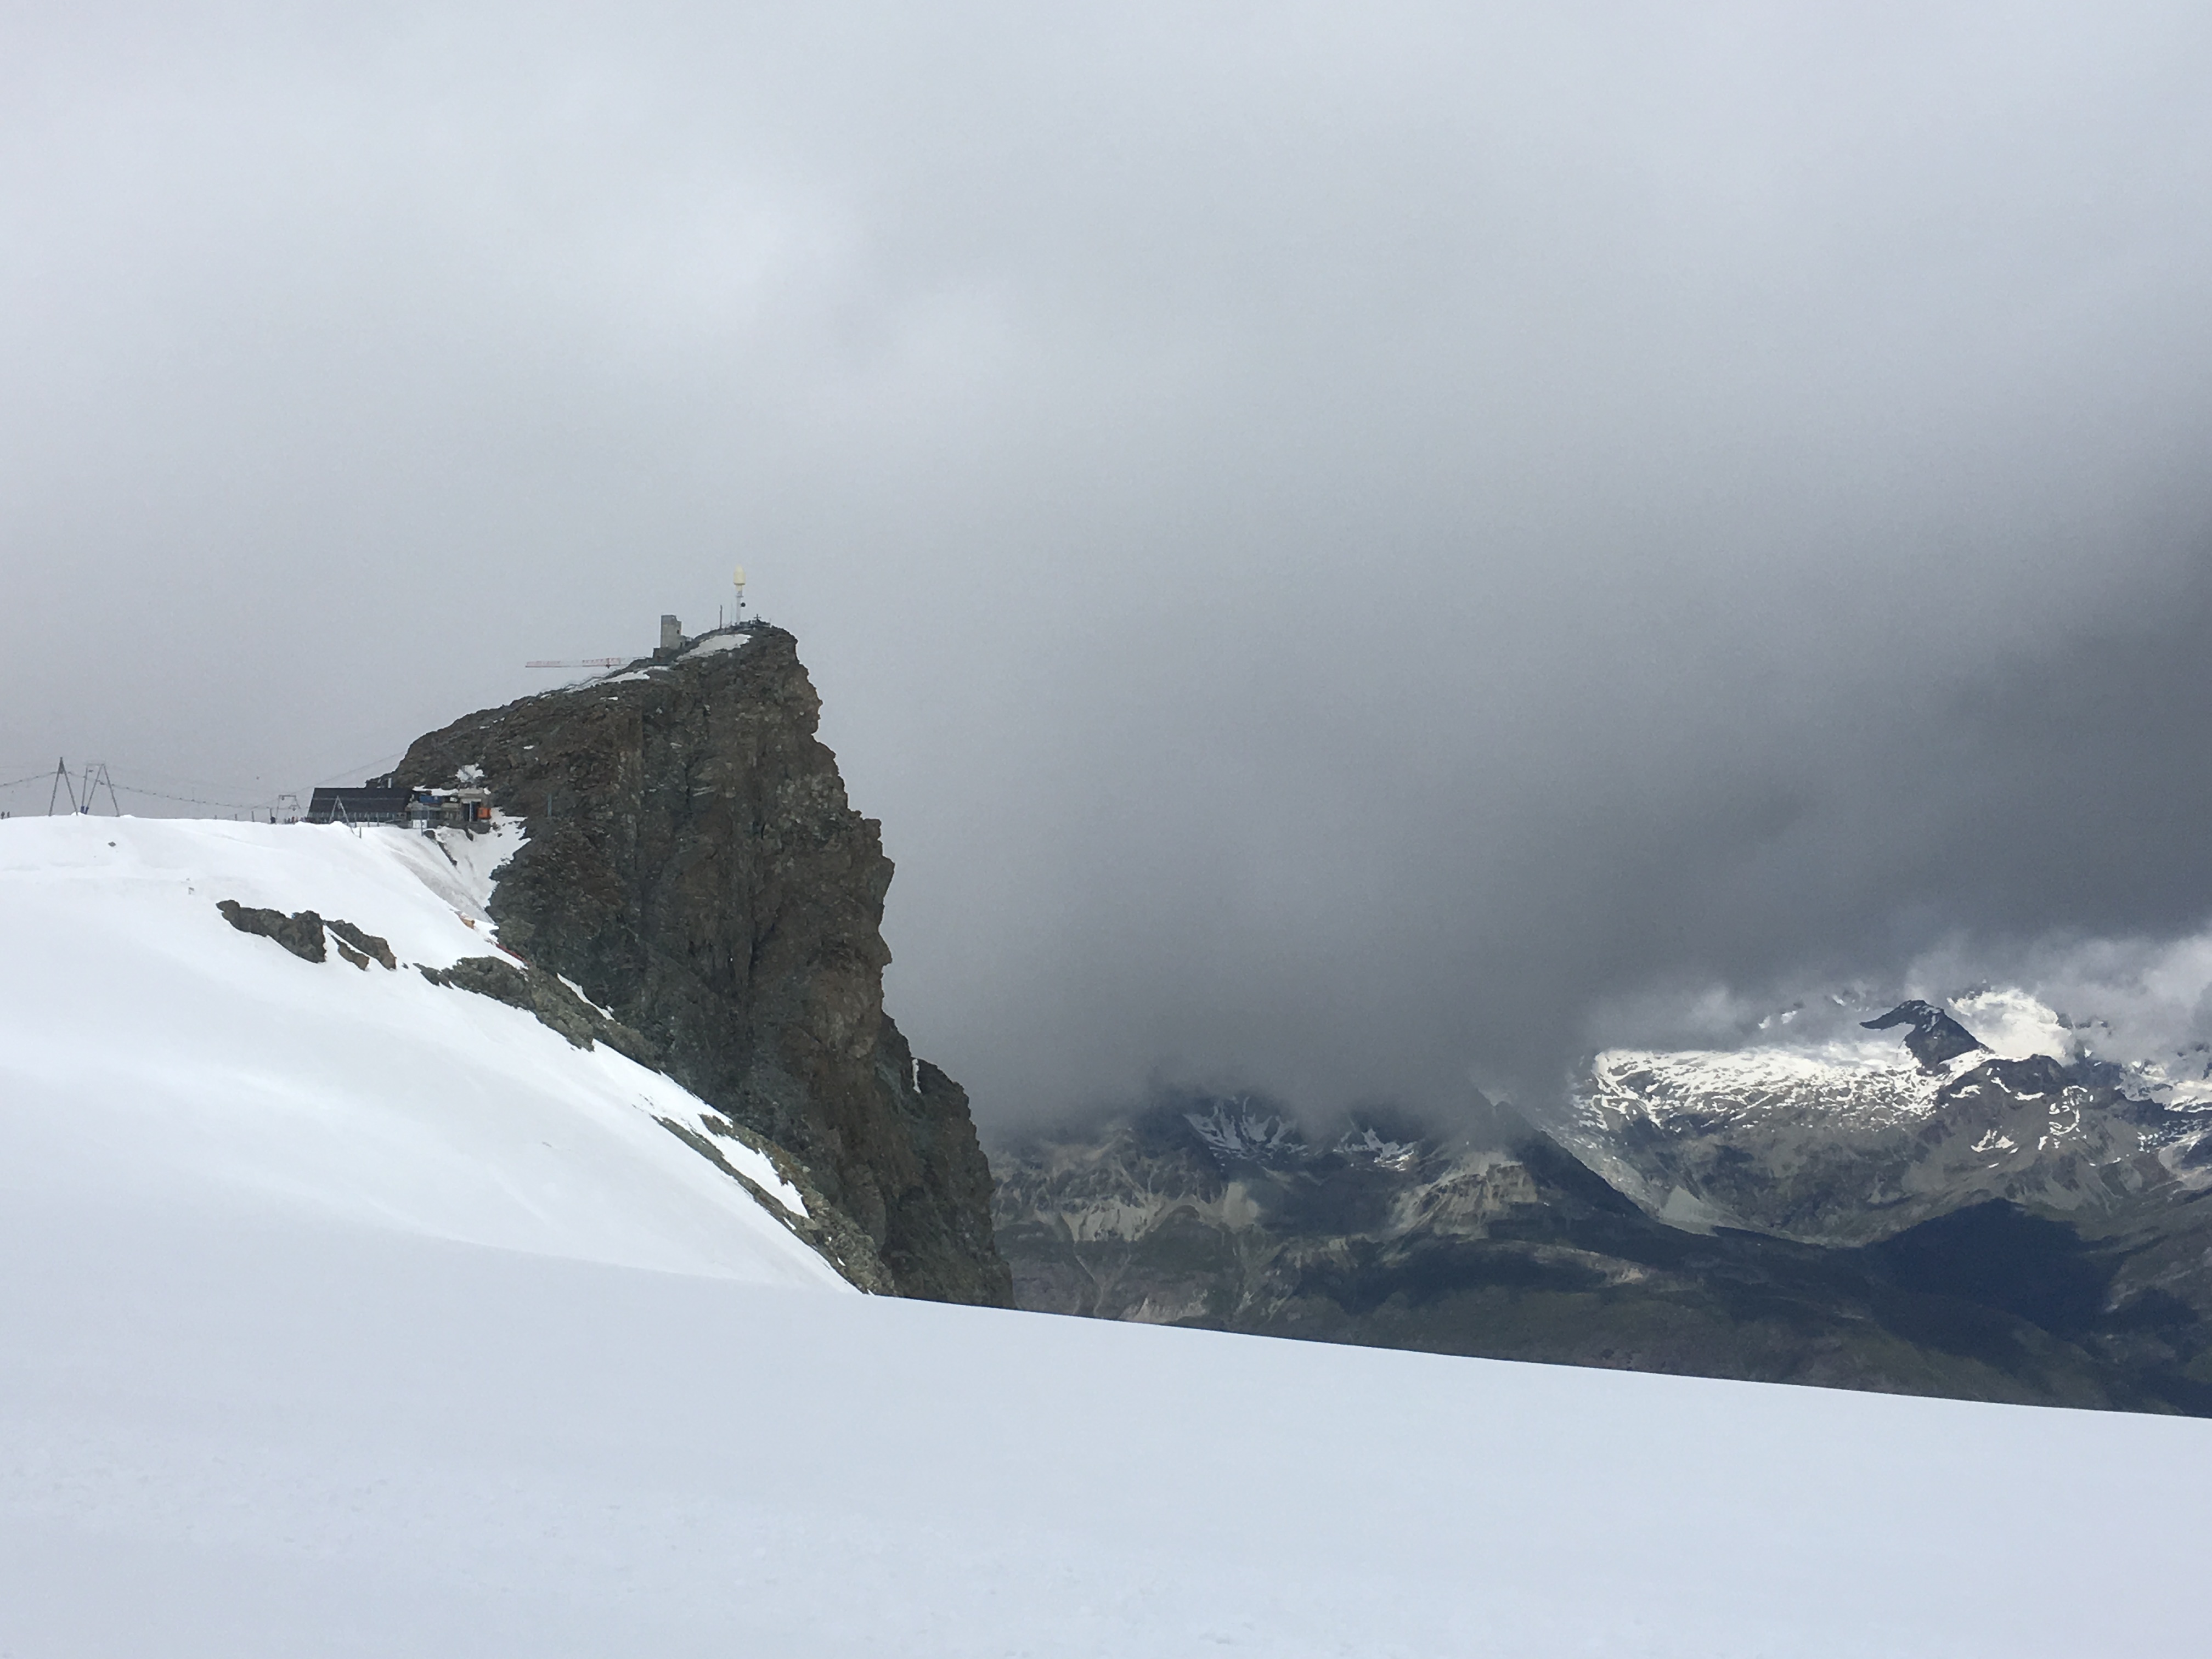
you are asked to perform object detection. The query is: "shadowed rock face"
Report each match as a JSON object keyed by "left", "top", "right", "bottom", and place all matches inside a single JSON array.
[
  {"left": 417, "top": 955, "right": 657, "bottom": 1062},
  {"left": 217, "top": 899, "right": 329, "bottom": 962},
  {"left": 1863, "top": 1000, "right": 1988, "bottom": 1070},
  {"left": 396, "top": 625, "right": 1011, "bottom": 1306}
]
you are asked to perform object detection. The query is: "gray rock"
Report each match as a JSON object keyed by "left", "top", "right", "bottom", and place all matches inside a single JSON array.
[
  {"left": 396, "top": 625, "right": 1010, "bottom": 1306},
  {"left": 216, "top": 900, "right": 326, "bottom": 963},
  {"left": 325, "top": 918, "right": 396, "bottom": 970},
  {"left": 1862, "top": 999, "right": 1988, "bottom": 1070},
  {"left": 417, "top": 954, "right": 658, "bottom": 1065},
  {"left": 217, "top": 901, "right": 397, "bottom": 971}
]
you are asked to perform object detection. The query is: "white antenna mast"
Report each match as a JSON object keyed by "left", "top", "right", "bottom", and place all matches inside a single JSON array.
[{"left": 733, "top": 564, "right": 747, "bottom": 625}]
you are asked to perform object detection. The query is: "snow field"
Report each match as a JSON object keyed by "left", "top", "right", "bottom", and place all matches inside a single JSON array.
[
  {"left": 4, "top": 813, "right": 2211, "bottom": 1655},
  {"left": 0, "top": 815, "right": 837, "bottom": 1286},
  {"left": 2, "top": 1195, "right": 2209, "bottom": 1657}
]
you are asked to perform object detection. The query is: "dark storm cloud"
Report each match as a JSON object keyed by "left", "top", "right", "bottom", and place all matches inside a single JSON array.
[{"left": 5, "top": 3, "right": 2212, "bottom": 1127}]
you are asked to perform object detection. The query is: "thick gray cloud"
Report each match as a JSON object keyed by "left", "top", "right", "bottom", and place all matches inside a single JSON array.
[{"left": 5, "top": 3, "right": 2212, "bottom": 1126}]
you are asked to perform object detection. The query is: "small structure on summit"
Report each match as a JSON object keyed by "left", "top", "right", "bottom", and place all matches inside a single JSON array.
[
  {"left": 530, "top": 600, "right": 755, "bottom": 672},
  {"left": 306, "top": 776, "right": 490, "bottom": 833}
]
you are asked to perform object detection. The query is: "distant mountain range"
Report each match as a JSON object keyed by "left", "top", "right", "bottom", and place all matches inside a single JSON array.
[
  {"left": 990, "top": 997, "right": 2212, "bottom": 1414},
  {"left": 1568, "top": 995, "right": 2212, "bottom": 1243}
]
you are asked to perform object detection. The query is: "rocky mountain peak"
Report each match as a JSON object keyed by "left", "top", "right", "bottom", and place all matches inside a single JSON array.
[
  {"left": 1862, "top": 998, "right": 1989, "bottom": 1071},
  {"left": 396, "top": 623, "right": 1011, "bottom": 1306}
]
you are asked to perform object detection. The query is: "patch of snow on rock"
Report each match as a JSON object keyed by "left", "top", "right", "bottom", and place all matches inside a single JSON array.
[{"left": 680, "top": 631, "right": 751, "bottom": 661}]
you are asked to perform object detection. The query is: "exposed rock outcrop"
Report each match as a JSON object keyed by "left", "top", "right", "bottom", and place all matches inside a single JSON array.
[
  {"left": 1862, "top": 999, "right": 1987, "bottom": 1070},
  {"left": 418, "top": 955, "right": 658, "bottom": 1065},
  {"left": 217, "top": 900, "right": 328, "bottom": 962},
  {"left": 326, "top": 918, "right": 396, "bottom": 970},
  {"left": 396, "top": 625, "right": 1011, "bottom": 1306},
  {"left": 218, "top": 900, "right": 394, "bottom": 970}
]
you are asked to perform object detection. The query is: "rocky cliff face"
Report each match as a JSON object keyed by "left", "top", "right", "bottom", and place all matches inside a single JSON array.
[{"left": 398, "top": 625, "right": 1011, "bottom": 1306}]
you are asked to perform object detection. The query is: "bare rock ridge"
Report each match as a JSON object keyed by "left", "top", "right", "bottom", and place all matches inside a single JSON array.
[
  {"left": 396, "top": 624, "right": 1011, "bottom": 1306},
  {"left": 416, "top": 955, "right": 657, "bottom": 1064},
  {"left": 218, "top": 899, "right": 396, "bottom": 969},
  {"left": 1861, "top": 999, "right": 1987, "bottom": 1071}
]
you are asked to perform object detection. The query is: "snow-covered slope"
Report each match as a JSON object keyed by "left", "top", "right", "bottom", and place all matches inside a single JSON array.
[
  {"left": 5, "top": 819, "right": 2212, "bottom": 1652},
  {"left": 4, "top": 1172, "right": 2211, "bottom": 1657},
  {"left": 0, "top": 814, "right": 843, "bottom": 1288}
]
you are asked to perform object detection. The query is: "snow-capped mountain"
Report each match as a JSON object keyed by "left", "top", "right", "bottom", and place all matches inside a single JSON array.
[{"left": 1569, "top": 989, "right": 2212, "bottom": 1244}]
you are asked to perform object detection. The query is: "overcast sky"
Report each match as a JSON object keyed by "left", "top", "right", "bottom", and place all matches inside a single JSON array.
[{"left": 6, "top": 3, "right": 2212, "bottom": 1129}]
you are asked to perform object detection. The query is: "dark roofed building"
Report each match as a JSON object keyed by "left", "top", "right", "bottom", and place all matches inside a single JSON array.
[{"left": 305, "top": 777, "right": 411, "bottom": 825}]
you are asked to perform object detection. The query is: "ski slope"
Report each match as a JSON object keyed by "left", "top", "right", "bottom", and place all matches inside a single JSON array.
[{"left": 3, "top": 817, "right": 2210, "bottom": 1655}]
